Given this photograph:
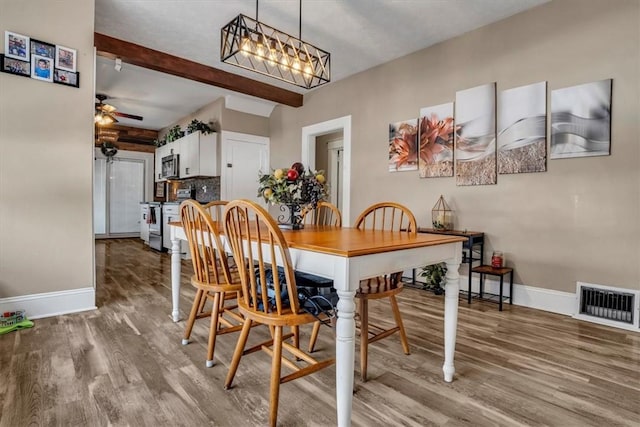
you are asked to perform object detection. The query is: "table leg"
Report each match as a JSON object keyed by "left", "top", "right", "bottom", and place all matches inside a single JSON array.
[
  {"left": 510, "top": 271, "right": 514, "bottom": 305},
  {"left": 499, "top": 275, "right": 504, "bottom": 311},
  {"left": 443, "top": 259, "right": 461, "bottom": 383},
  {"left": 171, "top": 235, "right": 182, "bottom": 322},
  {"left": 467, "top": 252, "right": 472, "bottom": 304},
  {"left": 335, "top": 289, "right": 356, "bottom": 427}
]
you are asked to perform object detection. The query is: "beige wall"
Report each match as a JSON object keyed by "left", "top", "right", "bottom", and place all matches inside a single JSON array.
[
  {"left": 269, "top": 0, "right": 640, "bottom": 293},
  {"left": 0, "top": 0, "right": 96, "bottom": 297},
  {"left": 159, "top": 98, "right": 269, "bottom": 140}
]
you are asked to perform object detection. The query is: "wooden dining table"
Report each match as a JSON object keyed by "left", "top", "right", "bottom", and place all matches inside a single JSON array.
[{"left": 169, "top": 222, "right": 464, "bottom": 427}]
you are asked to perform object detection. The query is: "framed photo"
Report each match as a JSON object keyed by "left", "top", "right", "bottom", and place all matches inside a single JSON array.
[
  {"left": 53, "top": 69, "right": 80, "bottom": 87},
  {"left": 155, "top": 182, "right": 166, "bottom": 199},
  {"left": 1, "top": 54, "right": 30, "bottom": 77},
  {"left": 55, "top": 45, "right": 77, "bottom": 72},
  {"left": 30, "top": 39, "right": 55, "bottom": 59},
  {"left": 4, "top": 31, "right": 30, "bottom": 62},
  {"left": 31, "top": 54, "right": 53, "bottom": 82}
]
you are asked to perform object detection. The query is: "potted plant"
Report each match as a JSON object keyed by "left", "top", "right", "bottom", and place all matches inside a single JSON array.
[
  {"left": 419, "top": 262, "right": 447, "bottom": 295},
  {"left": 165, "top": 125, "right": 184, "bottom": 143},
  {"left": 186, "top": 119, "right": 214, "bottom": 135}
]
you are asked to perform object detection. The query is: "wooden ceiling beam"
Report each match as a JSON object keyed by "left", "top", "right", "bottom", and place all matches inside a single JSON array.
[{"left": 94, "top": 33, "right": 303, "bottom": 108}]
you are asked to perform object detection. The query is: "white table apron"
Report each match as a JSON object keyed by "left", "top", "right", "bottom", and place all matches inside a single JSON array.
[{"left": 170, "top": 224, "right": 462, "bottom": 427}]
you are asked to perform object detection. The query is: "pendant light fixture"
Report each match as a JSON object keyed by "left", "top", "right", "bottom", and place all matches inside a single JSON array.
[{"left": 221, "top": 0, "right": 330, "bottom": 89}]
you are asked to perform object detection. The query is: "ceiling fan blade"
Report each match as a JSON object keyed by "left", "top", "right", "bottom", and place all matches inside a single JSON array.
[
  {"left": 102, "top": 104, "right": 117, "bottom": 113},
  {"left": 113, "top": 111, "right": 144, "bottom": 121}
]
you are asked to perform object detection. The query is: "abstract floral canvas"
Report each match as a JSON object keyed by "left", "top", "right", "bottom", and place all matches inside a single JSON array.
[
  {"left": 455, "top": 83, "right": 497, "bottom": 186},
  {"left": 498, "top": 81, "right": 547, "bottom": 174},
  {"left": 418, "top": 102, "right": 455, "bottom": 178},
  {"left": 550, "top": 79, "right": 612, "bottom": 159},
  {"left": 389, "top": 119, "right": 418, "bottom": 172}
]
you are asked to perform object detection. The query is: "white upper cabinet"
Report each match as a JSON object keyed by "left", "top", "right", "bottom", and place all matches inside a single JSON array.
[
  {"left": 155, "top": 131, "right": 218, "bottom": 181},
  {"left": 178, "top": 131, "right": 218, "bottom": 178},
  {"left": 154, "top": 144, "right": 169, "bottom": 182}
]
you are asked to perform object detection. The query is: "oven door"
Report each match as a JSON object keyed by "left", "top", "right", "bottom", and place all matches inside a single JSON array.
[{"left": 161, "top": 154, "right": 179, "bottom": 179}]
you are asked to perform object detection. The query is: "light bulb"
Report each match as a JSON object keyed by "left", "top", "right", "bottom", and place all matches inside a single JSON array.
[
  {"left": 240, "top": 35, "right": 252, "bottom": 56},
  {"left": 268, "top": 41, "right": 277, "bottom": 66},
  {"left": 292, "top": 57, "right": 301, "bottom": 74},
  {"left": 303, "top": 62, "right": 313, "bottom": 76},
  {"left": 255, "top": 42, "right": 265, "bottom": 60}
]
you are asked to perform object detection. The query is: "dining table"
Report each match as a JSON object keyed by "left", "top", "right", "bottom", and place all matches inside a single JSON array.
[{"left": 169, "top": 222, "right": 465, "bottom": 427}]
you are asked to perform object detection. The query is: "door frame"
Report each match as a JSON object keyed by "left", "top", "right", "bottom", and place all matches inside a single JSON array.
[
  {"left": 220, "top": 131, "right": 270, "bottom": 204},
  {"left": 302, "top": 115, "right": 352, "bottom": 225}
]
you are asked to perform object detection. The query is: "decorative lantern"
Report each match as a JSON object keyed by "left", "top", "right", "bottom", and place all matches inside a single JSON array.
[{"left": 431, "top": 195, "right": 453, "bottom": 231}]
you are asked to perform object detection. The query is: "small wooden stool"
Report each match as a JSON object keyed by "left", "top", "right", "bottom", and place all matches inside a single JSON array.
[{"left": 471, "top": 265, "right": 514, "bottom": 311}]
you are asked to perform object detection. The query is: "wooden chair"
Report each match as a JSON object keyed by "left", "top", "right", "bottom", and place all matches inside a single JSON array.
[
  {"left": 354, "top": 202, "right": 416, "bottom": 381},
  {"left": 223, "top": 199, "right": 335, "bottom": 427},
  {"left": 180, "top": 200, "right": 244, "bottom": 368},
  {"left": 301, "top": 201, "right": 342, "bottom": 352},
  {"left": 300, "top": 201, "right": 342, "bottom": 227}
]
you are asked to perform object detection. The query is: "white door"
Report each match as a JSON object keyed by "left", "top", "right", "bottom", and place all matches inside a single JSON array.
[
  {"left": 109, "top": 159, "right": 145, "bottom": 234},
  {"left": 327, "top": 141, "right": 344, "bottom": 211},
  {"left": 94, "top": 158, "right": 107, "bottom": 234},
  {"left": 221, "top": 131, "right": 269, "bottom": 205}
]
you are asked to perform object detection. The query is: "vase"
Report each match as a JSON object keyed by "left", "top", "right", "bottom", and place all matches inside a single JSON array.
[{"left": 277, "top": 203, "right": 304, "bottom": 230}]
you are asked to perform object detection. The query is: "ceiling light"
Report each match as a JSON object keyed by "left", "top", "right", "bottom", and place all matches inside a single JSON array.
[
  {"left": 221, "top": 0, "right": 330, "bottom": 89},
  {"left": 94, "top": 112, "right": 116, "bottom": 126},
  {"left": 114, "top": 58, "right": 122, "bottom": 72}
]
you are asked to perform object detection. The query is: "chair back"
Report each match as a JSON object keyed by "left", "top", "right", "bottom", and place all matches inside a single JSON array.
[
  {"left": 301, "top": 201, "right": 342, "bottom": 226},
  {"left": 355, "top": 202, "right": 417, "bottom": 235},
  {"left": 203, "top": 200, "right": 228, "bottom": 222},
  {"left": 223, "top": 199, "right": 301, "bottom": 316},
  {"left": 180, "top": 200, "right": 232, "bottom": 285}
]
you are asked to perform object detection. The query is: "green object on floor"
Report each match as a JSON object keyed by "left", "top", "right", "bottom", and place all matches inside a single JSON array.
[{"left": 0, "top": 310, "right": 34, "bottom": 335}]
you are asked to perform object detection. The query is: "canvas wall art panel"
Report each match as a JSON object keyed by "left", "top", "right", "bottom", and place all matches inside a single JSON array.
[
  {"left": 418, "top": 102, "right": 455, "bottom": 178},
  {"left": 550, "top": 79, "right": 612, "bottom": 159},
  {"left": 455, "top": 83, "right": 497, "bottom": 186},
  {"left": 497, "top": 81, "right": 547, "bottom": 174},
  {"left": 389, "top": 119, "right": 418, "bottom": 172}
]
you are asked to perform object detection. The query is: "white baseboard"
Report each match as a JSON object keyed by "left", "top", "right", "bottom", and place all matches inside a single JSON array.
[
  {"left": 457, "top": 274, "right": 576, "bottom": 316},
  {"left": 0, "top": 287, "right": 96, "bottom": 320}
]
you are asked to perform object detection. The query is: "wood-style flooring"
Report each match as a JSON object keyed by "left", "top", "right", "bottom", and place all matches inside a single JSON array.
[{"left": 1, "top": 238, "right": 639, "bottom": 426}]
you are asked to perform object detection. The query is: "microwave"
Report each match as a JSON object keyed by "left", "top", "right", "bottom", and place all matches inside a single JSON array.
[{"left": 161, "top": 153, "right": 179, "bottom": 179}]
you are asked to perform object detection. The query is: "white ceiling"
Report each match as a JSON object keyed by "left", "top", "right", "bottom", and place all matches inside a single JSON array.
[{"left": 94, "top": 0, "right": 549, "bottom": 130}]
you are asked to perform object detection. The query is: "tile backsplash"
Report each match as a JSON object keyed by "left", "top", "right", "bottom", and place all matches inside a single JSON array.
[{"left": 167, "top": 176, "right": 220, "bottom": 203}]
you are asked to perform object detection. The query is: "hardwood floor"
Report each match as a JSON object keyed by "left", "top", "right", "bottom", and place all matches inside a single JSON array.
[{"left": 1, "top": 238, "right": 639, "bottom": 426}]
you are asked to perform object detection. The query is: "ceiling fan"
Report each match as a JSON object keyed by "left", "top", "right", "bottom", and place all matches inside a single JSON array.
[{"left": 94, "top": 94, "right": 144, "bottom": 125}]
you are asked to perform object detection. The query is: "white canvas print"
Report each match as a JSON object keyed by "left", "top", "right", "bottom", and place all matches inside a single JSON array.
[
  {"left": 497, "top": 81, "right": 547, "bottom": 173},
  {"left": 455, "top": 83, "right": 496, "bottom": 185},
  {"left": 551, "top": 79, "right": 612, "bottom": 159}
]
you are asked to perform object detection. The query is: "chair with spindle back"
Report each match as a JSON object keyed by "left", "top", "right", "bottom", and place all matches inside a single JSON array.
[
  {"left": 301, "top": 201, "right": 342, "bottom": 352},
  {"left": 223, "top": 199, "right": 335, "bottom": 427},
  {"left": 180, "top": 200, "right": 244, "bottom": 368},
  {"left": 300, "top": 200, "right": 342, "bottom": 227},
  {"left": 354, "top": 202, "right": 416, "bottom": 381}
]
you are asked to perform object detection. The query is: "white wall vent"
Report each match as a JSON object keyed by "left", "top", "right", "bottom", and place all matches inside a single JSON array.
[{"left": 574, "top": 282, "right": 640, "bottom": 332}]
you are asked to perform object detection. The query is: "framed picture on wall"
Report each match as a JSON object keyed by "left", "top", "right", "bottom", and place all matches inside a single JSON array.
[
  {"left": 4, "top": 31, "right": 30, "bottom": 62},
  {"left": 31, "top": 54, "right": 53, "bottom": 82},
  {"left": 1, "top": 54, "right": 30, "bottom": 77},
  {"left": 55, "top": 45, "right": 77, "bottom": 72},
  {"left": 53, "top": 69, "right": 79, "bottom": 87},
  {"left": 30, "top": 39, "right": 55, "bottom": 59}
]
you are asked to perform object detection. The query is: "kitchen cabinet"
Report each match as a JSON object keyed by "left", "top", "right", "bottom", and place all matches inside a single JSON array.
[
  {"left": 154, "top": 144, "right": 170, "bottom": 182},
  {"left": 140, "top": 203, "right": 150, "bottom": 244},
  {"left": 178, "top": 131, "right": 218, "bottom": 178},
  {"left": 162, "top": 204, "right": 189, "bottom": 257}
]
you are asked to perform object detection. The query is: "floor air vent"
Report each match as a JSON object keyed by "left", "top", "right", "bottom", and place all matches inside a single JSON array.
[{"left": 575, "top": 282, "right": 639, "bottom": 331}]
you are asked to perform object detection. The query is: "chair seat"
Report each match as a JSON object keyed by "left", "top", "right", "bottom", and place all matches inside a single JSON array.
[
  {"left": 191, "top": 272, "right": 242, "bottom": 293},
  {"left": 357, "top": 275, "right": 404, "bottom": 299}
]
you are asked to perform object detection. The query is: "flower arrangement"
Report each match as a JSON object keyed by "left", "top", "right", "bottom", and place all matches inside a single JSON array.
[{"left": 258, "top": 162, "right": 328, "bottom": 208}]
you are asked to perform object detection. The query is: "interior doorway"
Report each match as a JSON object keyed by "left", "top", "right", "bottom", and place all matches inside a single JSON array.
[
  {"left": 302, "top": 116, "right": 351, "bottom": 225},
  {"left": 221, "top": 131, "right": 270, "bottom": 206}
]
